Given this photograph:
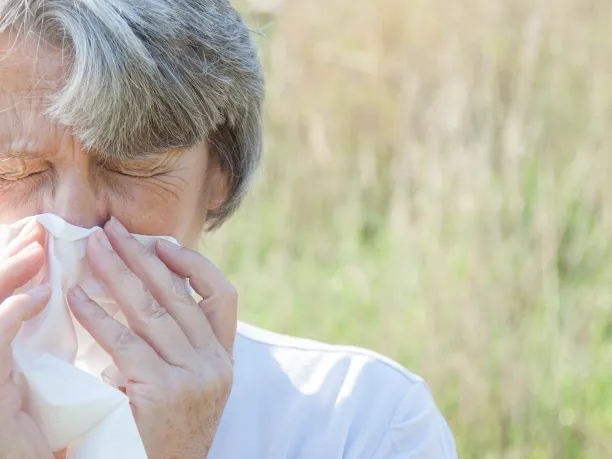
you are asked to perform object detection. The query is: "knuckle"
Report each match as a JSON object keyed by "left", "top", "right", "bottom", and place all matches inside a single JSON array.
[
  {"left": 217, "top": 360, "right": 234, "bottom": 387},
  {"left": 114, "top": 327, "right": 140, "bottom": 349},
  {"left": 170, "top": 276, "right": 192, "bottom": 302},
  {"left": 189, "top": 353, "right": 234, "bottom": 392},
  {"left": 133, "top": 240, "right": 152, "bottom": 258},
  {"left": 115, "top": 262, "right": 134, "bottom": 278},
  {"left": 198, "top": 374, "right": 232, "bottom": 399},
  {"left": 141, "top": 295, "right": 168, "bottom": 320},
  {"left": 90, "top": 302, "right": 110, "bottom": 321},
  {"left": 206, "top": 350, "right": 234, "bottom": 387},
  {"left": 222, "top": 282, "right": 238, "bottom": 303}
]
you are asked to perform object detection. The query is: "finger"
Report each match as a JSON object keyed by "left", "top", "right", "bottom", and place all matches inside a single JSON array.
[
  {"left": 86, "top": 230, "right": 196, "bottom": 366},
  {"left": 67, "top": 286, "right": 164, "bottom": 382},
  {"left": 1, "top": 220, "right": 46, "bottom": 259},
  {"left": 12, "top": 411, "right": 54, "bottom": 459},
  {"left": 0, "top": 283, "right": 50, "bottom": 382},
  {"left": 200, "top": 294, "right": 238, "bottom": 359},
  {"left": 156, "top": 240, "right": 226, "bottom": 299},
  {"left": 0, "top": 381, "right": 22, "bottom": 420},
  {"left": 156, "top": 240, "right": 238, "bottom": 356},
  {"left": 0, "top": 242, "right": 46, "bottom": 303},
  {"left": 105, "top": 218, "right": 213, "bottom": 350}
]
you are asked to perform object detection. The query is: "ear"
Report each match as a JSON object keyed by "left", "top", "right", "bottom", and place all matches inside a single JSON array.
[{"left": 205, "top": 149, "right": 229, "bottom": 212}]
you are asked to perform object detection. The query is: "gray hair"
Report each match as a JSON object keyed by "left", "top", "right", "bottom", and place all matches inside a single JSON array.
[{"left": 0, "top": 0, "right": 264, "bottom": 229}]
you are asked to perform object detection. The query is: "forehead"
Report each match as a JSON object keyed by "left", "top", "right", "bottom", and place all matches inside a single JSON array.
[
  {"left": 0, "top": 32, "right": 68, "bottom": 155},
  {"left": 0, "top": 32, "right": 67, "bottom": 92}
]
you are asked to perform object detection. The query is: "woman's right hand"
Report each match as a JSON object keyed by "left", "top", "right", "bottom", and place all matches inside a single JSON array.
[{"left": 0, "top": 219, "right": 53, "bottom": 459}]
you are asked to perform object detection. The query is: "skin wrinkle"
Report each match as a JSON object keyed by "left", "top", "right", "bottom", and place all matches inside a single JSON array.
[
  {"left": 0, "top": 157, "right": 49, "bottom": 180},
  {"left": 0, "top": 97, "right": 63, "bottom": 158},
  {"left": 0, "top": 32, "right": 227, "bottom": 246},
  {"left": 1, "top": 4, "right": 250, "bottom": 456},
  {"left": 0, "top": 171, "right": 49, "bottom": 208},
  {"left": 94, "top": 167, "right": 138, "bottom": 207},
  {"left": 102, "top": 150, "right": 185, "bottom": 176},
  {"left": 0, "top": 0, "right": 264, "bottom": 228}
]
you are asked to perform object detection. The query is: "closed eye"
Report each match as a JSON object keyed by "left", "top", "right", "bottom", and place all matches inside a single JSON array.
[
  {"left": 99, "top": 156, "right": 174, "bottom": 179},
  {"left": 0, "top": 157, "right": 51, "bottom": 181},
  {"left": 103, "top": 165, "right": 165, "bottom": 179}
]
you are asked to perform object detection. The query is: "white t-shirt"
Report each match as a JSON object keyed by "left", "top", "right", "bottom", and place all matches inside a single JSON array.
[{"left": 209, "top": 322, "right": 458, "bottom": 459}]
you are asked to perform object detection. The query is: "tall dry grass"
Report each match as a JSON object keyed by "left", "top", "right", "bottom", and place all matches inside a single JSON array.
[{"left": 207, "top": 1, "right": 612, "bottom": 457}]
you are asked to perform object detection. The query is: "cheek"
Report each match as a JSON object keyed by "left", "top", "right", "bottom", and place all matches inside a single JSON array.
[
  {"left": 0, "top": 176, "right": 50, "bottom": 224},
  {"left": 0, "top": 174, "right": 203, "bottom": 240},
  {"left": 106, "top": 178, "right": 202, "bottom": 240}
]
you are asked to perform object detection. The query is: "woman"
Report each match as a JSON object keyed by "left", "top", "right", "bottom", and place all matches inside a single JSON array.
[{"left": 0, "top": 1, "right": 457, "bottom": 458}]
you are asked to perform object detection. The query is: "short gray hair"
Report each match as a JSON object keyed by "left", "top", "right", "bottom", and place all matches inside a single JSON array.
[{"left": 0, "top": 0, "right": 264, "bottom": 229}]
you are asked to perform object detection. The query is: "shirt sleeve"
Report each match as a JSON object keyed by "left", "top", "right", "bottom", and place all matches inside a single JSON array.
[{"left": 372, "top": 381, "right": 458, "bottom": 459}]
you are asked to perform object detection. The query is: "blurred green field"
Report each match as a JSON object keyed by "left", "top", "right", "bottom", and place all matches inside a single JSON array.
[{"left": 206, "top": 1, "right": 612, "bottom": 457}]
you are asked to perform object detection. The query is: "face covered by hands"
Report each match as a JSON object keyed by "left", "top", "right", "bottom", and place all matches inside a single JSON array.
[{"left": 1, "top": 30, "right": 239, "bottom": 459}]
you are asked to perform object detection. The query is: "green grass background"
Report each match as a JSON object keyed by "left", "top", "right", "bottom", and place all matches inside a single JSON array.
[{"left": 205, "top": 1, "right": 612, "bottom": 457}]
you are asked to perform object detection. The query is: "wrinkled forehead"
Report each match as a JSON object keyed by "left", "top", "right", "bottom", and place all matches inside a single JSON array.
[
  {"left": 0, "top": 31, "right": 68, "bottom": 94},
  {"left": 0, "top": 33, "right": 69, "bottom": 155},
  {"left": 0, "top": 33, "right": 163, "bottom": 164},
  {"left": 0, "top": 26, "right": 204, "bottom": 161}
]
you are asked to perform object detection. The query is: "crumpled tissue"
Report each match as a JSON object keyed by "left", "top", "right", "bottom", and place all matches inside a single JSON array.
[{"left": 0, "top": 214, "right": 184, "bottom": 458}]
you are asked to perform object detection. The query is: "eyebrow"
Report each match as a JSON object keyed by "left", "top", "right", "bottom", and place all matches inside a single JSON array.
[
  {"left": 0, "top": 98, "right": 183, "bottom": 165},
  {"left": 0, "top": 141, "right": 55, "bottom": 159},
  {"left": 0, "top": 96, "right": 59, "bottom": 158},
  {"left": 0, "top": 145, "right": 177, "bottom": 169}
]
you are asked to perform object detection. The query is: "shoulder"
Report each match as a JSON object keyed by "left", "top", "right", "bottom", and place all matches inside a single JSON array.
[
  {"left": 236, "top": 321, "right": 423, "bottom": 383},
  {"left": 226, "top": 322, "right": 458, "bottom": 458}
]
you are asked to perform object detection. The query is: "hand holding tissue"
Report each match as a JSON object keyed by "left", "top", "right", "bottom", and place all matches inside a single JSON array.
[{"left": 0, "top": 214, "right": 233, "bottom": 459}]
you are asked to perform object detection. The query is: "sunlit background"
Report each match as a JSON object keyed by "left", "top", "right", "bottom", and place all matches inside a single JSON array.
[{"left": 205, "top": 1, "right": 612, "bottom": 457}]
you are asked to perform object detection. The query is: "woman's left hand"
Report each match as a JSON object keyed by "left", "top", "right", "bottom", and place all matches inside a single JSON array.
[{"left": 67, "top": 217, "right": 237, "bottom": 459}]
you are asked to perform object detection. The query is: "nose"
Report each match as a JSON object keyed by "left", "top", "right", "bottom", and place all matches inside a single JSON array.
[{"left": 46, "top": 165, "right": 107, "bottom": 229}]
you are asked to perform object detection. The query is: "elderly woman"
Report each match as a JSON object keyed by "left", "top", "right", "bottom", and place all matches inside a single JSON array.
[{"left": 0, "top": 1, "right": 457, "bottom": 458}]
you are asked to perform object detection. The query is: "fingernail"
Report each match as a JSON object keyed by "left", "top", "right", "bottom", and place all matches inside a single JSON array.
[
  {"left": 102, "top": 366, "right": 127, "bottom": 389},
  {"left": 101, "top": 372, "right": 116, "bottom": 387},
  {"left": 157, "top": 239, "right": 180, "bottom": 251},
  {"left": 93, "top": 229, "right": 113, "bottom": 251},
  {"left": 110, "top": 216, "right": 129, "bottom": 237},
  {"left": 29, "top": 283, "right": 50, "bottom": 300}
]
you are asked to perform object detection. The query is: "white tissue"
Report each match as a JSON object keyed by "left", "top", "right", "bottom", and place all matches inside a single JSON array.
[{"left": 1, "top": 214, "right": 183, "bottom": 458}]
